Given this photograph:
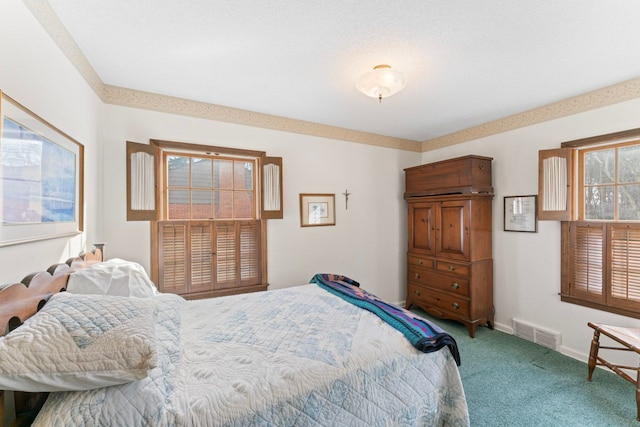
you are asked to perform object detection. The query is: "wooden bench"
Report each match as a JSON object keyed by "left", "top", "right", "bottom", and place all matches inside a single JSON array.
[{"left": 587, "top": 322, "right": 640, "bottom": 421}]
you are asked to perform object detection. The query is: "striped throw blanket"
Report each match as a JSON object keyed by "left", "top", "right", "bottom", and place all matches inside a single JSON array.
[{"left": 310, "top": 273, "right": 461, "bottom": 366}]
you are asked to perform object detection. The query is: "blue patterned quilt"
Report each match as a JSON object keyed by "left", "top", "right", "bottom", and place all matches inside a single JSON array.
[{"left": 35, "top": 286, "right": 469, "bottom": 426}]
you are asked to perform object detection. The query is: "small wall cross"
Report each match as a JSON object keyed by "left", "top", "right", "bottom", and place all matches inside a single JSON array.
[{"left": 342, "top": 189, "right": 351, "bottom": 210}]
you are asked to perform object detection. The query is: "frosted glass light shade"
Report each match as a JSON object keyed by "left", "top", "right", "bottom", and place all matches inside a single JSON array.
[{"left": 356, "top": 64, "right": 406, "bottom": 102}]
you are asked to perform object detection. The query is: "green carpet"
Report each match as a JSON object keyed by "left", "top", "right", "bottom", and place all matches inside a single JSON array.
[{"left": 412, "top": 309, "right": 638, "bottom": 426}]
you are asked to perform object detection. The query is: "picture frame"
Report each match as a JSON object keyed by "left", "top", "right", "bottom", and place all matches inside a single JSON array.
[
  {"left": 504, "top": 195, "right": 537, "bottom": 232},
  {"left": 300, "top": 193, "right": 335, "bottom": 227},
  {"left": 0, "top": 90, "right": 84, "bottom": 246}
]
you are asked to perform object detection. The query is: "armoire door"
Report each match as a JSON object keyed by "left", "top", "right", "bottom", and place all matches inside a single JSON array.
[
  {"left": 408, "top": 201, "right": 437, "bottom": 256},
  {"left": 436, "top": 200, "right": 470, "bottom": 261}
]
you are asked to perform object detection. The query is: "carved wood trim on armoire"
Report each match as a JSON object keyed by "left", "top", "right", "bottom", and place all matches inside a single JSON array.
[{"left": 404, "top": 155, "right": 494, "bottom": 338}]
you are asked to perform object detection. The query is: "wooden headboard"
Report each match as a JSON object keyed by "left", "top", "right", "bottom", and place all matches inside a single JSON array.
[{"left": 0, "top": 244, "right": 104, "bottom": 427}]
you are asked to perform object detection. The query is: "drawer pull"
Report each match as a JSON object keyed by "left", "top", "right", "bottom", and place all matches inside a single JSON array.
[
  {"left": 451, "top": 282, "right": 460, "bottom": 290},
  {"left": 414, "top": 290, "right": 421, "bottom": 297},
  {"left": 417, "top": 259, "right": 423, "bottom": 265},
  {"left": 452, "top": 302, "right": 460, "bottom": 309},
  {"left": 448, "top": 265, "right": 456, "bottom": 271},
  {"left": 414, "top": 273, "right": 420, "bottom": 280}
]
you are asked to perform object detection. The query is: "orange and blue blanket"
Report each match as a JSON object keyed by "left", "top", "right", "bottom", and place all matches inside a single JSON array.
[{"left": 310, "top": 273, "right": 461, "bottom": 366}]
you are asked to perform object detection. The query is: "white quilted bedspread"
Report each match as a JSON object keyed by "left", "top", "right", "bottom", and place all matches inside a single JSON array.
[{"left": 35, "top": 285, "right": 469, "bottom": 426}]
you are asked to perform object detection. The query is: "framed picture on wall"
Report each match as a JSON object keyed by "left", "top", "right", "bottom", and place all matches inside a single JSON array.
[
  {"left": 299, "top": 193, "right": 335, "bottom": 227},
  {"left": 504, "top": 195, "right": 537, "bottom": 232},
  {"left": 0, "top": 90, "right": 84, "bottom": 246}
]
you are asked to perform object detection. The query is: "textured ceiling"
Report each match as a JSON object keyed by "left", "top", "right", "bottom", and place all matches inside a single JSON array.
[{"left": 45, "top": 0, "right": 640, "bottom": 143}]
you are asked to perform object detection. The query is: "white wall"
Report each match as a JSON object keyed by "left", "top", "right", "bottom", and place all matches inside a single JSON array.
[
  {"left": 101, "top": 105, "right": 419, "bottom": 303},
  {"left": 423, "top": 98, "right": 640, "bottom": 362},
  {"left": 0, "top": 0, "right": 103, "bottom": 285}
]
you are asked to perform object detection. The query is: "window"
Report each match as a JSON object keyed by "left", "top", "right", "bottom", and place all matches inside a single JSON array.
[
  {"left": 158, "top": 151, "right": 263, "bottom": 298},
  {"left": 580, "top": 143, "right": 640, "bottom": 221},
  {"left": 127, "top": 139, "right": 281, "bottom": 299},
  {"left": 542, "top": 130, "right": 640, "bottom": 318},
  {"left": 165, "top": 153, "right": 256, "bottom": 220}
]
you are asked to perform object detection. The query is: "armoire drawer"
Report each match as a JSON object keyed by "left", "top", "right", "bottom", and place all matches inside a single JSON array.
[
  {"left": 434, "top": 260, "right": 470, "bottom": 278},
  {"left": 407, "top": 254, "right": 434, "bottom": 270},
  {"left": 408, "top": 267, "right": 470, "bottom": 296},
  {"left": 409, "top": 285, "right": 470, "bottom": 317}
]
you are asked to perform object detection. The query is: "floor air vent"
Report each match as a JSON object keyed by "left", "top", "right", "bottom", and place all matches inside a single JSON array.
[{"left": 513, "top": 319, "right": 561, "bottom": 350}]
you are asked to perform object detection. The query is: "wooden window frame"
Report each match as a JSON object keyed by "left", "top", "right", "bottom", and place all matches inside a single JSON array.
[{"left": 549, "top": 128, "right": 640, "bottom": 318}]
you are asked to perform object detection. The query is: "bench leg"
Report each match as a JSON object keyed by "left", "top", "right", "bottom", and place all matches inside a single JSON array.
[
  {"left": 636, "top": 366, "right": 640, "bottom": 421},
  {"left": 588, "top": 330, "right": 600, "bottom": 382}
]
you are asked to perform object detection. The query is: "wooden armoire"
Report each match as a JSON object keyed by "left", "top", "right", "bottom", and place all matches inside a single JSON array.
[{"left": 404, "top": 155, "right": 494, "bottom": 338}]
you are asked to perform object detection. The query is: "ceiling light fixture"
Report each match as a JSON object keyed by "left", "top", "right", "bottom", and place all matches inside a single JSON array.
[{"left": 356, "top": 64, "right": 406, "bottom": 103}]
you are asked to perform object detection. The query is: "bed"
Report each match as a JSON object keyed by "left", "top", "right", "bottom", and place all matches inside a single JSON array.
[{"left": 0, "top": 249, "right": 469, "bottom": 426}]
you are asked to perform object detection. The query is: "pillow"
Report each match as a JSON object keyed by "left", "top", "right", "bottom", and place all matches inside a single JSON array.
[
  {"left": 66, "top": 258, "right": 158, "bottom": 298},
  {"left": 0, "top": 292, "right": 157, "bottom": 392}
]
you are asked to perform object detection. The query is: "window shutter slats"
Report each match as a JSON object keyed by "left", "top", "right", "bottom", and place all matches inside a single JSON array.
[
  {"left": 239, "top": 221, "right": 261, "bottom": 282},
  {"left": 159, "top": 223, "right": 188, "bottom": 294},
  {"left": 190, "top": 224, "right": 212, "bottom": 292},
  {"left": 215, "top": 221, "right": 237, "bottom": 287},
  {"left": 572, "top": 223, "right": 604, "bottom": 297},
  {"left": 158, "top": 219, "right": 264, "bottom": 296},
  {"left": 610, "top": 224, "right": 640, "bottom": 304}
]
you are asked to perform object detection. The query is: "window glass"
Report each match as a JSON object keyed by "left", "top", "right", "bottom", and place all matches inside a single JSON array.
[
  {"left": 214, "top": 190, "right": 233, "bottom": 219},
  {"left": 191, "top": 190, "right": 212, "bottom": 219},
  {"left": 584, "top": 149, "right": 615, "bottom": 185},
  {"left": 234, "top": 161, "right": 253, "bottom": 190},
  {"left": 584, "top": 186, "right": 614, "bottom": 220},
  {"left": 234, "top": 191, "right": 254, "bottom": 219},
  {"left": 215, "top": 159, "right": 233, "bottom": 189},
  {"left": 619, "top": 185, "right": 640, "bottom": 220},
  {"left": 582, "top": 143, "right": 640, "bottom": 221},
  {"left": 618, "top": 145, "right": 640, "bottom": 183},
  {"left": 168, "top": 155, "right": 189, "bottom": 187},
  {"left": 166, "top": 153, "right": 256, "bottom": 220},
  {"left": 168, "top": 189, "right": 190, "bottom": 219},
  {"left": 191, "top": 158, "right": 212, "bottom": 188}
]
